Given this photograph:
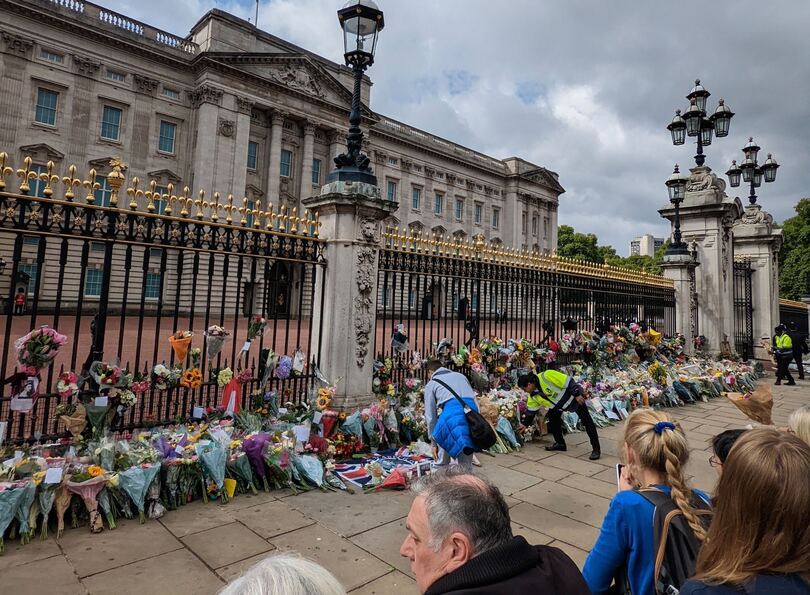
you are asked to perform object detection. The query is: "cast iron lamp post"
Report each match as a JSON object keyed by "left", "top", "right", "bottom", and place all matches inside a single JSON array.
[
  {"left": 329, "top": 0, "right": 385, "bottom": 186},
  {"left": 667, "top": 79, "right": 734, "bottom": 167},
  {"left": 664, "top": 164, "right": 689, "bottom": 255},
  {"left": 725, "top": 137, "right": 779, "bottom": 205}
]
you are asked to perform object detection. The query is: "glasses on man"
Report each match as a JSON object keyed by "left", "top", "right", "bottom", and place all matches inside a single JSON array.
[{"left": 708, "top": 455, "right": 721, "bottom": 468}]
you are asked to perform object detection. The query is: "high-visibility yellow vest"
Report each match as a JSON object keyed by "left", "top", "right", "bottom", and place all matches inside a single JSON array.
[
  {"left": 526, "top": 369, "right": 571, "bottom": 411},
  {"left": 776, "top": 334, "right": 793, "bottom": 351}
]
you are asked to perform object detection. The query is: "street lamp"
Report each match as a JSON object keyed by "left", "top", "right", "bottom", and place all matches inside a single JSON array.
[
  {"left": 329, "top": 0, "right": 385, "bottom": 186},
  {"left": 725, "top": 137, "right": 780, "bottom": 205},
  {"left": 665, "top": 164, "right": 689, "bottom": 255},
  {"left": 667, "top": 79, "right": 734, "bottom": 167}
]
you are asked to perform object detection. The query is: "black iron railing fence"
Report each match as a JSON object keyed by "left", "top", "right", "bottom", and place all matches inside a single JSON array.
[
  {"left": 0, "top": 153, "right": 326, "bottom": 443},
  {"left": 374, "top": 229, "right": 676, "bottom": 364},
  {"left": 733, "top": 259, "right": 754, "bottom": 361}
]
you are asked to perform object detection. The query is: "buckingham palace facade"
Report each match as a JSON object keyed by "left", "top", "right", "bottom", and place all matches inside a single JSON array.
[{"left": 0, "top": 0, "right": 563, "bottom": 314}]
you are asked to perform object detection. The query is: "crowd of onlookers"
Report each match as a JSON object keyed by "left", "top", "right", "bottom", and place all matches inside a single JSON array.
[{"left": 216, "top": 403, "right": 810, "bottom": 595}]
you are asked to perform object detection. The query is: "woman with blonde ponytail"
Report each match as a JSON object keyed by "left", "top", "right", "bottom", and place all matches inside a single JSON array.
[{"left": 583, "top": 408, "right": 711, "bottom": 595}]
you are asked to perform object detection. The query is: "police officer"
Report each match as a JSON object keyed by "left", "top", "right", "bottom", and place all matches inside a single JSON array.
[
  {"left": 518, "top": 370, "right": 601, "bottom": 460},
  {"left": 774, "top": 325, "right": 796, "bottom": 386}
]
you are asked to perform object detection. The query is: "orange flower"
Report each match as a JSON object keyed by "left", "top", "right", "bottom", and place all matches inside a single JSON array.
[
  {"left": 180, "top": 368, "right": 203, "bottom": 389},
  {"left": 87, "top": 465, "right": 104, "bottom": 478}
]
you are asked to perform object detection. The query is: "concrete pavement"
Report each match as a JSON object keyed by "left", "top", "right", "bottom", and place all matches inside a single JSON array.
[{"left": 2, "top": 381, "right": 806, "bottom": 594}]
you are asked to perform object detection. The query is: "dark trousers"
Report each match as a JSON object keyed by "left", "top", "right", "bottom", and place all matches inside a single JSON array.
[
  {"left": 793, "top": 350, "right": 805, "bottom": 379},
  {"left": 13, "top": 304, "right": 23, "bottom": 315},
  {"left": 776, "top": 354, "right": 795, "bottom": 384},
  {"left": 547, "top": 404, "right": 600, "bottom": 451}
]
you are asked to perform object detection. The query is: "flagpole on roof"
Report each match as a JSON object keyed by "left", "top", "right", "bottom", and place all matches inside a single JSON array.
[{"left": 255, "top": 0, "right": 259, "bottom": 27}]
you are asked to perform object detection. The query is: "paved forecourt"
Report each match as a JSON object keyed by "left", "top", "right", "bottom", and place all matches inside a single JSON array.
[{"left": 2, "top": 382, "right": 805, "bottom": 594}]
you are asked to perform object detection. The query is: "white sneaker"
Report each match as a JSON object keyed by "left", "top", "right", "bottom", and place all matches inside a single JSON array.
[{"left": 472, "top": 454, "right": 482, "bottom": 467}]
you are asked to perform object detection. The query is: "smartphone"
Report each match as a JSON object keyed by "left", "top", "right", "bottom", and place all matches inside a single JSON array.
[{"left": 616, "top": 463, "right": 624, "bottom": 488}]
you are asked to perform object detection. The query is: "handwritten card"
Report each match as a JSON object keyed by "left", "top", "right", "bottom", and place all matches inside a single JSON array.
[
  {"left": 293, "top": 424, "right": 311, "bottom": 444},
  {"left": 94, "top": 396, "right": 109, "bottom": 407},
  {"left": 192, "top": 406, "right": 205, "bottom": 419},
  {"left": 312, "top": 411, "right": 323, "bottom": 424},
  {"left": 44, "top": 467, "right": 64, "bottom": 484},
  {"left": 241, "top": 341, "right": 252, "bottom": 353}
]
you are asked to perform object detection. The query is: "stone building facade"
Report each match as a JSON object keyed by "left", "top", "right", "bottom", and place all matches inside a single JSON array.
[{"left": 0, "top": 0, "right": 563, "bottom": 314}]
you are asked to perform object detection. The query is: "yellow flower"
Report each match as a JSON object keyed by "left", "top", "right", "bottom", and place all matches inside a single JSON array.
[{"left": 88, "top": 465, "right": 105, "bottom": 478}]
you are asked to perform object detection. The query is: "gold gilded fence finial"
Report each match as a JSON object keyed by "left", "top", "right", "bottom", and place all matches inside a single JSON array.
[
  {"left": 210, "top": 192, "right": 222, "bottom": 222},
  {"left": 240, "top": 197, "right": 251, "bottom": 226},
  {"left": 266, "top": 202, "right": 275, "bottom": 230},
  {"left": 40, "top": 161, "right": 59, "bottom": 197},
  {"left": 194, "top": 189, "right": 205, "bottom": 219},
  {"left": 223, "top": 194, "right": 235, "bottom": 224},
  {"left": 145, "top": 179, "right": 158, "bottom": 212},
  {"left": 313, "top": 211, "right": 321, "bottom": 238},
  {"left": 301, "top": 209, "right": 310, "bottom": 236},
  {"left": 179, "top": 186, "right": 192, "bottom": 217},
  {"left": 61, "top": 164, "right": 81, "bottom": 201},
  {"left": 164, "top": 183, "right": 176, "bottom": 215},
  {"left": 16, "top": 156, "right": 37, "bottom": 194},
  {"left": 289, "top": 206, "right": 298, "bottom": 232},
  {"left": 279, "top": 204, "right": 287, "bottom": 233},
  {"left": 0, "top": 152, "right": 12, "bottom": 190},
  {"left": 83, "top": 168, "right": 100, "bottom": 203},
  {"left": 127, "top": 177, "right": 143, "bottom": 210},
  {"left": 255, "top": 202, "right": 265, "bottom": 230},
  {"left": 106, "top": 159, "right": 126, "bottom": 206}
]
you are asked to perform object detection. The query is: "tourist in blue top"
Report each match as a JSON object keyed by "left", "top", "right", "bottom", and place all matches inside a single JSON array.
[
  {"left": 680, "top": 428, "right": 810, "bottom": 595},
  {"left": 583, "top": 409, "right": 710, "bottom": 595}
]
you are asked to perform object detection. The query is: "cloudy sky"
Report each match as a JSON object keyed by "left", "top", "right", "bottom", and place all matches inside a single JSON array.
[{"left": 110, "top": 0, "right": 809, "bottom": 254}]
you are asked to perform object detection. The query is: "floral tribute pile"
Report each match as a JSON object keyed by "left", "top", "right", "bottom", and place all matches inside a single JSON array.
[{"left": 0, "top": 321, "right": 763, "bottom": 551}]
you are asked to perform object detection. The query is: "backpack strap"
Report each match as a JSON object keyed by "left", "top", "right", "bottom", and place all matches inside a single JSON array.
[{"left": 433, "top": 378, "right": 471, "bottom": 413}]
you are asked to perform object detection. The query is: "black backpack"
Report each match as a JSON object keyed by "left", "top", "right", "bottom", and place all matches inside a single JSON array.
[
  {"left": 433, "top": 378, "right": 497, "bottom": 452},
  {"left": 613, "top": 488, "right": 712, "bottom": 595}
]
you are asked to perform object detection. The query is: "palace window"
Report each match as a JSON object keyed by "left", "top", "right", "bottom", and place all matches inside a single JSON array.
[
  {"left": 100, "top": 105, "right": 122, "bottom": 141},
  {"left": 387, "top": 180, "right": 398, "bottom": 201},
  {"left": 28, "top": 164, "right": 48, "bottom": 198},
  {"left": 412, "top": 187, "right": 421, "bottom": 210},
  {"left": 312, "top": 158, "right": 321, "bottom": 184},
  {"left": 39, "top": 49, "right": 63, "bottom": 64},
  {"left": 492, "top": 207, "right": 500, "bottom": 229},
  {"left": 434, "top": 193, "right": 444, "bottom": 216},
  {"left": 532, "top": 215, "right": 538, "bottom": 236},
  {"left": 522, "top": 211, "right": 527, "bottom": 234},
  {"left": 106, "top": 70, "right": 126, "bottom": 83},
  {"left": 144, "top": 272, "right": 162, "bottom": 300},
  {"left": 161, "top": 88, "right": 180, "bottom": 100},
  {"left": 35, "top": 88, "right": 58, "bottom": 126},
  {"left": 474, "top": 202, "right": 483, "bottom": 225},
  {"left": 153, "top": 186, "right": 167, "bottom": 215},
  {"left": 247, "top": 141, "right": 258, "bottom": 170},
  {"left": 158, "top": 120, "right": 176, "bottom": 154},
  {"left": 19, "top": 263, "right": 39, "bottom": 294},
  {"left": 455, "top": 198, "right": 464, "bottom": 221},
  {"left": 84, "top": 269, "right": 103, "bottom": 298},
  {"left": 94, "top": 175, "right": 112, "bottom": 206},
  {"left": 280, "top": 149, "right": 293, "bottom": 177}
]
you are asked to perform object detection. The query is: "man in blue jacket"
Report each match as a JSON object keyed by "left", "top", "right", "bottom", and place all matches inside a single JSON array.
[{"left": 424, "top": 359, "right": 477, "bottom": 469}]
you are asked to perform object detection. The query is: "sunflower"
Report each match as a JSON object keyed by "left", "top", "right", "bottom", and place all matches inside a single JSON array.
[
  {"left": 338, "top": 411, "right": 347, "bottom": 421},
  {"left": 181, "top": 368, "right": 203, "bottom": 389},
  {"left": 315, "top": 388, "right": 331, "bottom": 411}
]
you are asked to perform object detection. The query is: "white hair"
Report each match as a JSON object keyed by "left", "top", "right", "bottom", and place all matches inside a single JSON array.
[{"left": 219, "top": 552, "right": 346, "bottom": 595}]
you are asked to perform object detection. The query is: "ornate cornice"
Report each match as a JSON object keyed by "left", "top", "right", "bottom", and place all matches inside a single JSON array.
[
  {"left": 19, "top": 143, "right": 64, "bottom": 160},
  {"left": 235, "top": 95, "right": 254, "bottom": 115},
  {"left": 147, "top": 168, "right": 182, "bottom": 183},
  {"left": 133, "top": 74, "right": 159, "bottom": 96},
  {"left": 72, "top": 54, "right": 101, "bottom": 77},
  {"left": 270, "top": 111, "right": 286, "bottom": 126},
  {"left": 303, "top": 122, "right": 317, "bottom": 136},
  {"left": 188, "top": 84, "right": 223, "bottom": 108},
  {"left": 1, "top": 30, "right": 33, "bottom": 57}
]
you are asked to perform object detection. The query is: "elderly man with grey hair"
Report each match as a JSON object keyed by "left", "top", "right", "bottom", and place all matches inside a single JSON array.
[
  {"left": 400, "top": 468, "right": 590, "bottom": 594},
  {"left": 219, "top": 552, "right": 345, "bottom": 595}
]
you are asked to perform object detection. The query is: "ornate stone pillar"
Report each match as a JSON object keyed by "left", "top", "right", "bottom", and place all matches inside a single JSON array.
[
  {"left": 189, "top": 84, "right": 224, "bottom": 194},
  {"left": 303, "top": 180, "right": 397, "bottom": 410},
  {"left": 230, "top": 96, "right": 253, "bottom": 202},
  {"left": 732, "top": 204, "right": 783, "bottom": 360},
  {"left": 300, "top": 122, "right": 316, "bottom": 202},
  {"left": 327, "top": 129, "right": 343, "bottom": 168},
  {"left": 659, "top": 166, "right": 743, "bottom": 354},
  {"left": 661, "top": 249, "right": 699, "bottom": 353},
  {"left": 267, "top": 111, "right": 285, "bottom": 203}
]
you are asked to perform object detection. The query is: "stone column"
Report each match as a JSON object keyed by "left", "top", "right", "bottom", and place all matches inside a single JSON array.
[
  {"left": 299, "top": 122, "right": 316, "bottom": 203},
  {"left": 661, "top": 252, "right": 699, "bottom": 353},
  {"left": 189, "top": 85, "right": 224, "bottom": 194},
  {"left": 230, "top": 96, "right": 253, "bottom": 201},
  {"left": 732, "top": 204, "right": 783, "bottom": 360},
  {"left": 328, "top": 129, "right": 344, "bottom": 168},
  {"left": 266, "top": 111, "right": 285, "bottom": 203},
  {"left": 303, "top": 180, "right": 397, "bottom": 410},
  {"left": 659, "top": 166, "right": 743, "bottom": 354}
]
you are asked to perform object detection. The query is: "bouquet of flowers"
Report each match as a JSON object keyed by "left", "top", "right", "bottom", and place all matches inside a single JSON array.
[
  {"left": 168, "top": 330, "right": 194, "bottom": 363},
  {"left": 240, "top": 316, "right": 267, "bottom": 363},
  {"left": 118, "top": 389, "right": 137, "bottom": 408},
  {"left": 56, "top": 372, "right": 79, "bottom": 400},
  {"left": 204, "top": 325, "right": 229, "bottom": 364},
  {"left": 131, "top": 372, "right": 151, "bottom": 395},
  {"left": 118, "top": 464, "right": 161, "bottom": 523},
  {"left": 217, "top": 367, "right": 233, "bottom": 388},
  {"left": 180, "top": 368, "right": 203, "bottom": 389},
  {"left": 275, "top": 356, "right": 292, "bottom": 380},
  {"left": 89, "top": 361, "right": 125, "bottom": 388},
  {"left": 67, "top": 468, "right": 107, "bottom": 533},
  {"left": 196, "top": 441, "right": 228, "bottom": 503},
  {"left": 152, "top": 364, "right": 180, "bottom": 391},
  {"left": 14, "top": 326, "right": 68, "bottom": 374}
]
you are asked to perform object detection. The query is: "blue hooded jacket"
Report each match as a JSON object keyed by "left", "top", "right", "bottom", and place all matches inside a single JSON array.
[{"left": 432, "top": 396, "right": 478, "bottom": 458}]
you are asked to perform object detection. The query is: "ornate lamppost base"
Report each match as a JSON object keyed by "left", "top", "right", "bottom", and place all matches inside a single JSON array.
[{"left": 327, "top": 165, "right": 378, "bottom": 186}]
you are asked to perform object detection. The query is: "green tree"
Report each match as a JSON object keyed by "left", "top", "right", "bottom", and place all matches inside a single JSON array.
[
  {"left": 779, "top": 198, "right": 810, "bottom": 299},
  {"left": 556, "top": 224, "right": 668, "bottom": 275}
]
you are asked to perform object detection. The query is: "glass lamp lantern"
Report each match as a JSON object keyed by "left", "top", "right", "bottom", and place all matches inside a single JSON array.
[
  {"left": 666, "top": 164, "right": 688, "bottom": 202},
  {"left": 686, "top": 79, "right": 710, "bottom": 112},
  {"left": 667, "top": 110, "right": 687, "bottom": 145},
  {"left": 742, "top": 137, "right": 760, "bottom": 163},
  {"left": 710, "top": 98, "right": 734, "bottom": 137},
  {"left": 337, "top": 0, "right": 385, "bottom": 68},
  {"left": 753, "top": 168, "right": 763, "bottom": 188},
  {"left": 700, "top": 118, "right": 714, "bottom": 146},
  {"left": 725, "top": 160, "right": 741, "bottom": 188},
  {"left": 740, "top": 158, "right": 756, "bottom": 183},
  {"left": 683, "top": 99, "right": 704, "bottom": 137},
  {"left": 762, "top": 154, "right": 779, "bottom": 183}
]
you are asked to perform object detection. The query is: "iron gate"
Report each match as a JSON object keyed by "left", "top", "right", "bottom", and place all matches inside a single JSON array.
[{"left": 733, "top": 260, "right": 754, "bottom": 360}]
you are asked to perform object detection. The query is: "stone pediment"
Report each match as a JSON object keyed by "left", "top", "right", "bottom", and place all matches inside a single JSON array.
[
  {"left": 208, "top": 53, "right": 354, "bottom": 109},
  {"left": 20, "top": 143, "right": 64, "bottom": 161},
  {"left": 245, "top": 184, "right": 264, "bottom": 198},
  {"left": 148, "top": 169, "right": 182, "bottom": 183},
  {"left": 88, "top": 156, "right": 119, "bottom": 169},
  {"left": 521, "top": 167, "right": 565, "bottom": 194}
]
